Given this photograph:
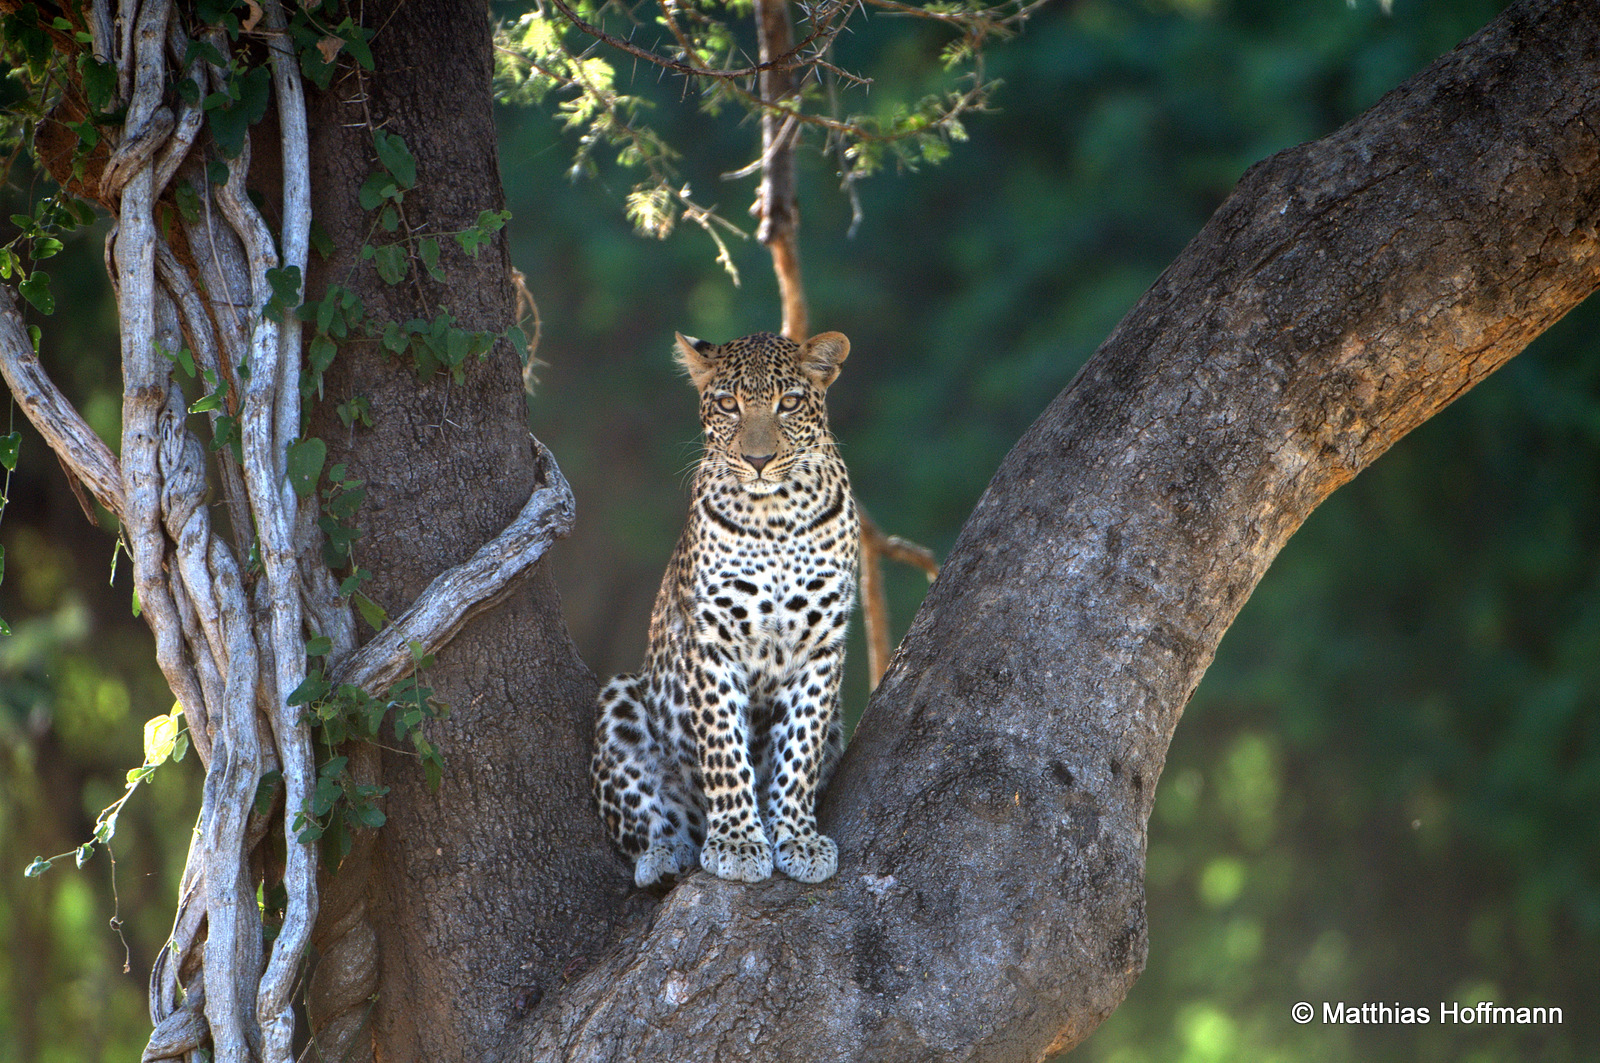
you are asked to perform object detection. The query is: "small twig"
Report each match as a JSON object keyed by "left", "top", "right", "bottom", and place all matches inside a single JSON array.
[
  {"left": 857, "top": 506, "right": 938, "bottom": 690},
  {"left": 751, "top": 0, "right": 807, "bottom": 339},
  {"left": 510, "top": 268, "right": 546, "bottom": 393}
]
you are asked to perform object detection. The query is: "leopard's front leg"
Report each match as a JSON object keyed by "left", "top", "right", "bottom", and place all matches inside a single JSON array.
[
  {"left": 764, "top": 644, "right": 845, "bottom": 883},
  {"left": 688, "top": 648, "right": 773, "bottom": 883}
]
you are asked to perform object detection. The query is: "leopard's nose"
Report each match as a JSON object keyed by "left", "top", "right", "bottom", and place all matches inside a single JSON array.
[{"left": 745, "top": 452, "right": 774, "bottom": 473}]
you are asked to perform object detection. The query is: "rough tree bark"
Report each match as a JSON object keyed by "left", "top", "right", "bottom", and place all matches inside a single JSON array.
[
  {"left": 491, "top": 0, "right": 1600, "bottom": 1058},
  {"left": 10, "top": 0, "right": 1590, "bottom": 1059},
  {"left": 289, "top": 2, "right": 634, "bottom": 1059}
]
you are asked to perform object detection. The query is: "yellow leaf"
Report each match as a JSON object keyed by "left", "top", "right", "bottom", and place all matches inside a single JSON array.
[{"left": 143, "top": 712, "right": 180, "bottom": 766}]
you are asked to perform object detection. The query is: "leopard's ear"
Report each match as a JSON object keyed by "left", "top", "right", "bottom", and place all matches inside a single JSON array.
[
  {"left": 799, "top": 331, "right": 850, "bottom": 390},
  {"left": 674, "top": 332, "right": 720, "bottom": 390}
]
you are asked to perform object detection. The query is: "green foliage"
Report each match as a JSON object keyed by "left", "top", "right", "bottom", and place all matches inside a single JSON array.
[
  {"left": 288, "top": 641, "right": 447, "bottom": 864},
  {"left": 315, "top": 462, "right": 366, "bottom": 570},
  {"left": 492, "top": 0, "right": 1031, "bottom": 265},
  {"left": 290, "top": 10, "right": 377, "bottom": 90}
]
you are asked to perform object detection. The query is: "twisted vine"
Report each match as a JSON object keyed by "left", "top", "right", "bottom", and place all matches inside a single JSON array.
[{"left": 0, "top": 3, "right": 575, "bottom": 1060}]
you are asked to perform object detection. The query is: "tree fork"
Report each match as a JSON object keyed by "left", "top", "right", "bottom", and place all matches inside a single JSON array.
[{"left": 507, "top": 0, "right": 1600, "bottom": 1058}]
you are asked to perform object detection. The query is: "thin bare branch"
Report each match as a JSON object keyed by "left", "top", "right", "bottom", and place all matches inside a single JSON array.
[{"left": 857, "top": 506, "right": 939, "bottom": 689}]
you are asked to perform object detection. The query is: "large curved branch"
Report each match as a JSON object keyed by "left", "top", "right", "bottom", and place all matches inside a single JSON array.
[{"left": 511, "top": 0, "right": 1600, "bottom": 1058}]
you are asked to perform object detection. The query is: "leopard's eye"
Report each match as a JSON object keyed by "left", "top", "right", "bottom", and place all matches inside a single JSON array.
[
  {"left": 715, "top": 395, "right": 739, "bottom": 414},
  {"left": 777, "top": 393, "right": 802, "bottom": 413}
]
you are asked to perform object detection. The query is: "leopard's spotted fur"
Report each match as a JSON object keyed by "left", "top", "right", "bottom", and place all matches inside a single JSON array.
[{"left": 590, "top": 330, "right": 859, "bottom": 886}]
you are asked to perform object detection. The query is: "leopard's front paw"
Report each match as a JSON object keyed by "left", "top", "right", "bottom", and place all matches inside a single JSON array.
[
  {"left": 699, "top": 833, "right": 773, "bottom": 883},
  {"left": 774, "top": 832, "right": 838, "bottom": 884},
  {"left": 634, "top": 840, "right": 699, "bottom": 888}
]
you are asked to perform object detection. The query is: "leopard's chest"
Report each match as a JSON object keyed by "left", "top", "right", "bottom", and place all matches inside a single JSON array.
[{"left": 678, "top": 478, "right": 857, "bottom": 669}]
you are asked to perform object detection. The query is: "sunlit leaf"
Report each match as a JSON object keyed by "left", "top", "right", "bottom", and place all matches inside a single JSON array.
[{"left": 144, "top": 712, "right": 181, "bottom": 766}]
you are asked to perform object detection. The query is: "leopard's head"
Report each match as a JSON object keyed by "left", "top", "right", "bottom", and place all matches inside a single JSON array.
[{"left": 674, "top": 330, "right": 850, "bottom": 497}]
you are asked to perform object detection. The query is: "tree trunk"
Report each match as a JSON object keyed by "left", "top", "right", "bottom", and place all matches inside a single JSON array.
[
  {"left": 297, "top": 2, "right": 634, "bottom": 1058},
  {"left": 504, "top": 0, "right": 1600, "bottom": 1058}
]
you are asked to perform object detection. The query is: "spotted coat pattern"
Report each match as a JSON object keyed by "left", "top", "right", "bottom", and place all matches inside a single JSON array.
[{"left": 590, "top": 331, "right": 860, "bottom": 886}]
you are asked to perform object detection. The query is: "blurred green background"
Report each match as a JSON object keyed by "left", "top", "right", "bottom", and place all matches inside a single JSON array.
[{"left": 4, "top": 0, "right": 1598, "bottom": 1059}]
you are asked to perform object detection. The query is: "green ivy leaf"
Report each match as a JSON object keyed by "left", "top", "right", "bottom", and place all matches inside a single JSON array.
[
  {"left": 207, "top": 64, "right": 272, "bottom": 158},
  {"left": 370, "top": 243, "right": 408, "bottom": 285},
  {"left": 287, "top": 672, "right": 330, "bottom": 707},
  {"left": 307, "top": 335, "right": 338, "bottom": 399},
  {"left": 175, "top": 180, "right": 202, "bottom": 224},
  {"left": 339, "top": 568, "right": 371, "bottom": 597},
  {"left": 373, "top": 130, "right": 417, "bottom": 189},
  {"left": 286, "top": 437, "right": 327, "bottom": 498},
  {"left": 336, "top": 395, "right": 372, "bottom": 429},
  {"left": 325, "top": 482, "right": 366, "bottom": 522},
  {"left": 310, "top": 219, "right": 335, "bottom": 259},
  {"left": 157, "top": 342, "right": 198, "bottom": 378},
  {"left": 0, "top": 431, "right": 19, "bottom": 471},
  {"left": 265, "top": 265, "right": 302, "bottom": 317},
  {"left": 358, "top": 172, "right": 397, "bottom": 210},
  {"left": 294, "top": 814, "right": 324, "bottom": 844},
  {"left": 183, "top": 38, "right": 229, "bottom": 68},
  {"left": 24, "top": 857, "right": 53, "bottom": 878},
  {"left": 189, "top": 381, "right": 229, "bottom": 414},
  {"left": 306, "top": 634, "right": 333, "bottom": 657},
  {"left": 422, "top": 751, "right": 444, "bottom": 792},
  {"left": 352, "top": 802, "right": 387, "bottom": 829},
  {"left": 255, "top": 770, "right": 282, "bottom": 816},
  {"left": 353, "top": 592, "right": 387, "bottom": 631},
  {"left": 418, "top": 236, "right": 444, "bottom": 282},
  {"left": 19, "top": 270, "right": 54, "bottom": 314},
  {"left": 78, "top": 54, "right": 118, "bottom": 112},
  {"left": 338, "top": 17, "right": 375, "bottom": 71}
]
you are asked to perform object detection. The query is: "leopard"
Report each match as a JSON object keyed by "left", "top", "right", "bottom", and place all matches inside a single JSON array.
[{"left": 590, "top": 329, "right": 860, "bottom": 887}]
